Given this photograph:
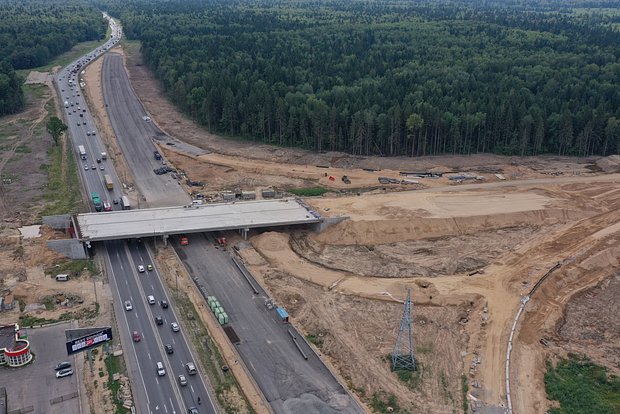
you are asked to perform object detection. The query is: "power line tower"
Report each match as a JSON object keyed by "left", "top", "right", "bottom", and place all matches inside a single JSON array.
[{"left": 392, "top": 288, "right": 416, "bottom": 371}]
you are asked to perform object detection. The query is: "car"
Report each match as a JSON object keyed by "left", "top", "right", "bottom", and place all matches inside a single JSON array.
[
  {"left": 96, "top": 158, "right": 101, "bottom": 163},
  {"left": 164, "top": 344, "right": 173, "bottom": 354},
  {"left": 84, "top": 164, "right": 89, "bottom": 170},
  {"left": 155, "top": 316, "right": 163, "bottom": 325},
  {"left": 124, "top": 300, "right": 132, "bottom": 311},
  {"left": 56, "top": 368, "right": 73, "bottom": 378},
  {"left": 103, "top": 201, "right": 112, "bottom": 211},
  {"left": 90, "top": 129, "right": 94, "bottom": 133},
  {"left": 180, "top": 235, "right": 189, "bottom": 246},
  {"left": 185, "top": 362, "right": 197, "bottom": 375},
  {"left": 171, "top": 322, "right": 180, "bottom": 332},
  {"left": 80, "top": 114, "right": 83, "bottom": 117},
  {"left": 86, "top": 131, "right": 90, "bottom": 136},
  {"left": 132, "top": 331, "right": 141, "bottom": 342},
  {"left": 147, "top": 295, "right": 155, "bottom": 305},
  {"left": 100, "top": 165, "right": 104, "bottom": 171},
  {"left": 83, "top": 121, "right": 86, "bottom": 125},
  {"left": 77, "top": 122, "right": 80, "bottom": 126},
  {"left": 156, "top": 361, "right": 166, "bottom": 376},
  {"left": 113, "top": 198, "right": 119, "bottom": 205},
  {"left": 187, "top": 408, "right": 198, "bottom": 414},
  {"left": 178, "top": 374, "right": 188, "bottom": 386},
  {"left": 54, "top": 361, "right": 71, "bottom": 370},
  {"left": 160, "top": 300, "right": 168, "bottom": 309},
  {"left": 91, "top": 164, "right": 96, "bottom": 170},
  {"left": 138, "top": 265, "right": 145, "bottom": 273},
  {"left": 147, "top": 264, "right": 153, "bottom": 271}
]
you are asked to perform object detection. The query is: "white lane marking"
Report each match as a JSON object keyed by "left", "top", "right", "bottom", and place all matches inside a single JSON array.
[
  {"left": 190, "top": 385, "right": 195, "bottom": 393},
  {"left": 164, "top": 402, "right": 169, "bottom": 413},
  {"left": 148, "top": 352, "right": 152, "bottom": 361}
]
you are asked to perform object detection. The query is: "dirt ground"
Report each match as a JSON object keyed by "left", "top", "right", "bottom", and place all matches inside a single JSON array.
[{"left": 3, "top": 36, "right": 618, "bottom": 414}]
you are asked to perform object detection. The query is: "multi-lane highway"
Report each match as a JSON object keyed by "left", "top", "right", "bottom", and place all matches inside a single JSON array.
[
  {"left": 102, "top": 53, "right": 189, "bottom": 208},
  {"left": 57, "top": 15, "right": 217, "bottom": 414}
]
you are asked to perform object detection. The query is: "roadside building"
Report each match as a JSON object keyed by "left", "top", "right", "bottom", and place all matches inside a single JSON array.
[{"left": 0, "top": 324, "right": 32, "bottom": 367}]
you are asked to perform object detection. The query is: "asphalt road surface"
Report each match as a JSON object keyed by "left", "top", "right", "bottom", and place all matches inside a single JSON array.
[
  {"left": 106, "top": 240, "right": 216, "bottom": 414},
  {"left": 175, "top": 233, "right": 364, "bottom": 414},
  {"left": 56, "top": 17, "right": 217, "bottom": 414},
  {"left": 101, "top": 53, "right": 189, "bottom": 208}
]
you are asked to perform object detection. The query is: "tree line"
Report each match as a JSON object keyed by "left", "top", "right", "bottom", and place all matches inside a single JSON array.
[
  {"left": 101, "top": 0, "right": 620, "bottom": 156},
  {"left": 0, "top": 0, "right": 106, "bottom": 116}
]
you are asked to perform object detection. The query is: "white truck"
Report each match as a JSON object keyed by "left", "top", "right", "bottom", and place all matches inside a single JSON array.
[{"left": 78, "top": 145, "right": 87, "bottom": 160}]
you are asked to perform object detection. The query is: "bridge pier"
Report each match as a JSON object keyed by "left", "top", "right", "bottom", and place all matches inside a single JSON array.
[
  {"left": 240, "top": 228, "right": 250, "bottom": 240},
  {"left": 162, "top": 234, "right": 168, "bottom": 247}
]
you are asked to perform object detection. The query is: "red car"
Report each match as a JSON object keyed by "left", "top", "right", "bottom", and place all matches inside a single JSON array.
[
  {"left": 180, "top": 235, "right": 188, "bottom": 246},
  {"left": 103, "top": 201, "right": 112, "bottom": 211},
  {"left": 132, "top": 331, "right": 141, "bottom": 342}
]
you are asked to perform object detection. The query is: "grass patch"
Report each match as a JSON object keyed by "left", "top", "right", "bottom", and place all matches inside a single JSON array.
[
  {"left": 105, "top": 354, "right": 129, "bottom": 414},
  {"left": 394, "top": 366, "right": 424, "bottom": 391},
  {"left": 461, "top": 374, "right": 469, "bottom": 413},
  {"left": 371, "top": 391, "right": 401, "bottom": 413},
  {"left": 306, "top": 333, "right": 324, "bottom": 348},
  {"left": 172, "top": 293, "right": 255, "bottom": 413},
  {"left": 41, "top": 296, "right": 56, "bottom": 311},
  {"left": 22, "top": 84, "right": 48, "bottom": 100},
  {"left": 288, "top": 187, "right": 328, "bottom": 197},
  {"left": 15, "top": 145, "right": 31, "bottom": 153},
  {"left": 545, "top": 354, "right": 620, "bottom": 414},
  {"left": 46, "top": 259, "right": 98, "bottom": 277},
  {"left": 19, "top": 314, "right": 58, "bottom": 327},
  {"left": 40, "top": 135, "right": 83, "bottom": 216}
]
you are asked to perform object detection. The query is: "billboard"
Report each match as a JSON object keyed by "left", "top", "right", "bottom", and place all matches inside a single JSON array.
[{"left": 65, "top": 327, "right": 112, "bottom": 355}]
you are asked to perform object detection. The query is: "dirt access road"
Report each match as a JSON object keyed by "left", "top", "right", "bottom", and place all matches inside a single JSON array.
[{"left": 78, "top": 40, "right": 620, "bottom": 413}]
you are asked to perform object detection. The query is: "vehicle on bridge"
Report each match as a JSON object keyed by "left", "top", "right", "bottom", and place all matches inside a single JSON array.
[{"left": 91, "top": 192, "right": 103, "bottom": 212}]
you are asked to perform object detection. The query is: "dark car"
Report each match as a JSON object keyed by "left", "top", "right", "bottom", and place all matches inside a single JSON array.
[
  {"left": 54, "top": 361, "right": 71, "bottom": 370},
  {"left": 155, "top": 316, "right": 163, "bottom": 325},
  {"left": 164, "top": 344, "right": 173, "bottom": 354},
  {"left": 113, "top": 198, "right": 119, "bottom": 205},
  {"left": 160, "top": 300, "right": 168, "bottom": 309}
]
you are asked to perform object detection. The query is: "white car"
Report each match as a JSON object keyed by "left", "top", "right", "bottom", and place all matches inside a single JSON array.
[
  {"left": 124, "top": 301, "right": 132, "bottom": 311},
  {"left": 84, "top": 164, "right": 89, "bottom": 170},
  {"left": 56, "top": 368, "right": 73, "bottom": 378},
  {"left": 138, "top": 265, "right": 145, "bottom": 273},
  {"left": 171, "top": 322, "right": 180, "bottom": 332}
]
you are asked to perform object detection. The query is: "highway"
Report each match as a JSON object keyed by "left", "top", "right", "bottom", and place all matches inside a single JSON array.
[
  {"left": 173, "top": 233, "right": 364, "bottom": 413},
  {"left": 101, "top": 52, "right": 189, "bottom": 208},
  {"left": 56, "top": 15, "right": 217, "bottom": 414}
]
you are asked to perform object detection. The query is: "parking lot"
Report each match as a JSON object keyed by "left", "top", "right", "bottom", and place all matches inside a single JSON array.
[{"left": 0, "top": 321, "right": 83, "bottom": 414}]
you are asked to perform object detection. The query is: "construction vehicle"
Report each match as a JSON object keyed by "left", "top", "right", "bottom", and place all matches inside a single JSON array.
[{"left": 342, "top": 175, "right": 351, "bottom": 184}]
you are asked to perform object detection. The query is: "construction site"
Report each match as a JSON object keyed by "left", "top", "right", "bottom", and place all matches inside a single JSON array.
[{"left": 0, "top": 38, "right": 619, "bottom": 414}]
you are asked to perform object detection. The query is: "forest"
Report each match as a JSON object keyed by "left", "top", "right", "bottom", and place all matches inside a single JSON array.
[
  {"left": 0, "top": 0, "right": 106, "bottom": 116},
  {"left": 99, "top": 0, "right": 620, "bottom": 157}
]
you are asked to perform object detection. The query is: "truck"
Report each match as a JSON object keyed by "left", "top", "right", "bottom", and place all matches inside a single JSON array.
[
  {"left": 153, "top": 151, "right": 162, "bottom": 160},
  {"left": 104, "top": 174, "right": 113, "bottom": 191},
  {"left": 78, "top": 145, "right": 87, "bottom": 160},
  {"left": 91, "top": 192, "right": 103, "bottom": 211},
  {"left": 121, "top": 195, "right": 131, "bottom": 210},
  {"left": 101, "top": 152, "right": 107, "bottom": 160}
]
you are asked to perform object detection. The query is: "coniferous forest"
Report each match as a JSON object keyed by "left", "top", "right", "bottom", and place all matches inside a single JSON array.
[
  {"left": 0, "top": 0, "right": 106, "bottom": 115},
  {"left": 100, "top": 0, "right": 620, "bottom": 157}
]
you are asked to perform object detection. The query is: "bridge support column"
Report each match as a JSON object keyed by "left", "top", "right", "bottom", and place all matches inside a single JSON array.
[
  {"left": 240, "top": 228, "right": 250, "bottom": 240},
  {"left": 162, "top": 234, "right": 168, "bottom": 247}
]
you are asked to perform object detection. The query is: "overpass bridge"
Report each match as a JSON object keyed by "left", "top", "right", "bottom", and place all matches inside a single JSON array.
[{"left": 73, "top": 198, "right": 322, "bottom": 242}]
